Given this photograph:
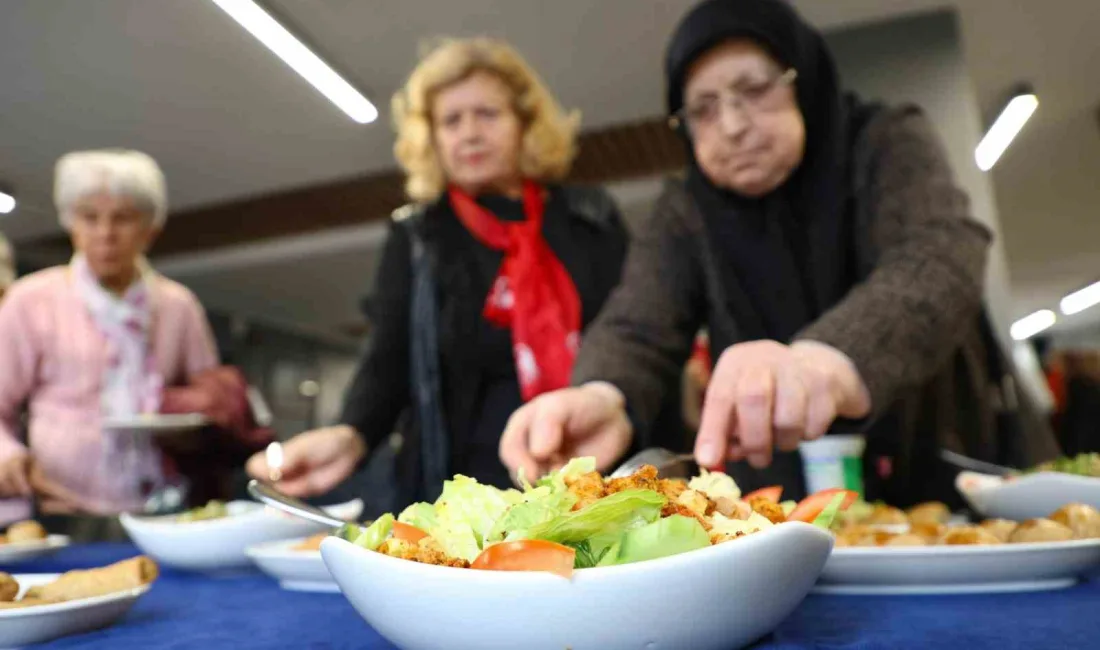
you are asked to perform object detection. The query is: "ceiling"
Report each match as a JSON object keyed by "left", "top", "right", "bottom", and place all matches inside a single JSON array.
[{"left": 1, "top": 0, "right": 1097, "bottom": 338}]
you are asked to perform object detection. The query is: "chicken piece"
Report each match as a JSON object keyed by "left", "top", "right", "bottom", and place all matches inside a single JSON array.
[
  {"left": 885, "top": 533, "right": 928, "bottom": 547},
  {"left": 676, "top": 490, "right": 712, "bottom": 517},
  {"left": 865, "top": 505, "right": 908, "bottom": 526},
  {"left": 908, "top": 521, "right": 946, "bottom": 542},
  {"left": 377, "top": 538, "right": 469, "bottom": 568},
  {"left": 834, "top": 525, "right": 893, "bottom": 547},
  {"left": 941, "top": 526, "right": 1002, "bottom": 545},
  {"left": 657, "top": 479, "right": 688, "bottom": 502},
  {"left": 566, "top": 472, "right": 607, "bottom": 511},
  {"left": 748, "top": 497, "right": 786, "bottom": 525},
  {"left": 605, "top": 465, "right": 659, "bottom": 495},
  {"left": 979, "top": 519, "right": 1018, "bottom": 543},
  {"left": 1049, "top": 504, "right": 1100, "bottom": 539},
  {"left": 907, "top": 502, "right": 950, "bottom": 526},
  {"left": 710, "top": 497, "right": 746, "bottom": 519},
  {"left": 1008, "top": 518, "right": 1074, "bottom": 544},
  {"left": 710, "top": 530, "right": 745, "bottom": 545},
  {"left": 661, "top": 502, "right": 712, "bottom": 532}
]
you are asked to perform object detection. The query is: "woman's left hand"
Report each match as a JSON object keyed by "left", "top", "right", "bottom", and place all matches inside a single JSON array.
[
  {"left": 695, "top": 340, "right": 871, "bottom": 469},
  {"left": 27, "top": 460, "right": 84, "bottom": 515}
]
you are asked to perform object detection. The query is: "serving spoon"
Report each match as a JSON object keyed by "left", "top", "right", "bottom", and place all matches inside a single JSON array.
[{"left": 247, "top": 479, "right": 346, "bottom": 528}]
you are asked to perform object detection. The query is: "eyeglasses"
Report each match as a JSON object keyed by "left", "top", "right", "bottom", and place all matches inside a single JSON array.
[{"left": 669, "top": 68, "right": 798, "bottom": 131}]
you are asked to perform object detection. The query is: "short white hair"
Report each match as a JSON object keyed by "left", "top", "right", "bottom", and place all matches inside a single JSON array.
[{"left": 54, "top": 149, "right": 167, "bottom": 230}]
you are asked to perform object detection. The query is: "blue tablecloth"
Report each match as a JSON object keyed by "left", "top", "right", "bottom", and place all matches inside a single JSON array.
[{"left": 8, "top": 544, "right": 1100, "bottom": 649}]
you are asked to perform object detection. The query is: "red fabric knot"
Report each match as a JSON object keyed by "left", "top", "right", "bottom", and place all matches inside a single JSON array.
[{"left": 449, "top": 180, "right": 581, "bottom": 401}]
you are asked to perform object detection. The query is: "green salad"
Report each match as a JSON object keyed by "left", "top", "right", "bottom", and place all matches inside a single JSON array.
[
  {"left": 176, "top": 500, "right": 229, "bottom": 523},
  {"left": 1029, "top": 453, "right": 1100, "bottom": 478},
  {"left": 334, "top": 458, "right": 850, "bottom": 576}
]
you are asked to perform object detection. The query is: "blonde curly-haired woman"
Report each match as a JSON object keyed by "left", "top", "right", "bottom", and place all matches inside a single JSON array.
[{"left": 248, "top": 38, "right": 630, "bottom": 508}]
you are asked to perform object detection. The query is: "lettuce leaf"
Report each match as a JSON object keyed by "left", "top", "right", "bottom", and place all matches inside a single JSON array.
[
  {"left": 811, "top": 492, "right": 848, "bottom": 530},
  {"left": 606, "top": 515, "right": 711, "bottom": 566},
  {"left": 524, "top": 489, "right": 666, "bottom": 545},
  {"left": 352, "top": 514, "right": 393, "bottom": 551},
  {"left": 397, "top": 502, "right": 437, "bottom": 531}
]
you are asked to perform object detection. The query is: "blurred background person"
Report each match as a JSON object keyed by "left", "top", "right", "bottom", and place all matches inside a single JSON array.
[
  {"left": 1055, "top": 349, "right": 1100, "bottom": 456},
  {"left": 500, "top": 0, "right": 1059, "bottom": 507},
  {"left": 0, "top": 149, "right": 267, "bottom": 534},
  {"left": 0, "top": 233, "right": 14, "bottom": 301},
  {"left": 247, "top": 38, "right": 630, "bottom": 510}
]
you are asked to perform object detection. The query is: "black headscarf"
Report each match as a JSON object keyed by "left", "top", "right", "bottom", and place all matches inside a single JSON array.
[{"left": 666, "top": 0, "right": 862, "bottom": 345}]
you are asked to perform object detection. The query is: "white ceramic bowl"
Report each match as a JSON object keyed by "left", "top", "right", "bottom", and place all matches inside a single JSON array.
[
  {"left": 0, "top": 536, "right": 70, "bottom": 567},
  {"left": 322, "top": 521, "right": 832, "bottom": 650},
  {"left": 246, "top": 537, "right": 336, "bottom": 592},
  {"left": 818, "top": 538, "right": 1100, "bottom": 595},
  {"left": 120, "top": 499, "right": 362, "bottom": 572},
  {"left": 957, "top": 471, "right": 1100, "bottom": 520}
]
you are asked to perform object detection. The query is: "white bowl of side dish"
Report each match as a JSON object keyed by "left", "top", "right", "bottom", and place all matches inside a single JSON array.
[
  {"left": 321, "top": 520, "right": 832, "bottom": 650},
  {"left": 120, "top": 499, "right": 362, "bottom": 572},
  {"left": 957, "top": 471, "right": 1100, "bottom": 520}
]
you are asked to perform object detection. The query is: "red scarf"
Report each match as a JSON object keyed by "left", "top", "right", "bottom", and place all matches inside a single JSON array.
[{"left": 449, "top": 180, "right": 581, "bottom": 401}]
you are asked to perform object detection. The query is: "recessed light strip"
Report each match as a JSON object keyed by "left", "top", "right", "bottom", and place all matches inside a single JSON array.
[
  {"left": 1060, "top": 280, "right": 1100, "bottom": 316},
  {"left": 0, "top": 191, "right": 15, "bottom": 214},
  {"left": 1010, "top": 309, "right": 1056, "bottom": 341},
  {"left": 975, "top": 93, "right": 1038, "bottom": 172},
  {"left": 209, "top": 0, "right": 378, "bottom": 124}
]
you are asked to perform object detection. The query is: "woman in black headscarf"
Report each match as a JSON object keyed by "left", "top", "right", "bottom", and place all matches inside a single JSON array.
[{"left": 501, "top": 0, "right": 1059, "bottom": 505}]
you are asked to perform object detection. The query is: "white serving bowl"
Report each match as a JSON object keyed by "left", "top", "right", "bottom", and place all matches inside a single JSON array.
[
  {"left": 322, "top": 521, "right": 832, "bottom": 650},
  {"left": 957, "top": 471, "right": 1100, "bottom": 520},
  {"left": 246, "top": 537, "right": 336, "bottom": 592},
  {"left": 120, "top": 499, "right": 361, "bottom": 572}
]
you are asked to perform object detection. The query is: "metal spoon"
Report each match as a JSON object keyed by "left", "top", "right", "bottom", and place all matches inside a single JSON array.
[
  {"left": 610, "top": 448, "right": 697, "bottom": 479},
  {"left": 939, "top": 449, "right": 1017, "bottom": 477},
  {"left": 247, "top": 479, "right": 345, "bottom": 528}
]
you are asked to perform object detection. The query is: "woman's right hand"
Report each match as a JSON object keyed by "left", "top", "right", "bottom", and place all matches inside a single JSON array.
[
  {"left": 499, "top": 382, "right": 633, "bottom": 483},
  {"left": 245, "top": 425, "right": 366, "bottom": 498},
  {"left": 0, "top": 453, "right": 31, "bottom": 499}
]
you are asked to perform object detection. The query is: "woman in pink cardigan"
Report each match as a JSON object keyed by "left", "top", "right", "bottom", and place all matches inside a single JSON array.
[{"left": 0, "top": 149, "right": 220, "bottom": 521}]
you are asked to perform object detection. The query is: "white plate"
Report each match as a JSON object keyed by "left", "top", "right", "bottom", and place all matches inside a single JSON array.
[
  {"left": 120, "top": 499, "right": 361, "bottom": 572},
  {"left": 246, "top": 537, "right": 336, "bottom": 592},
  {"left": 101, "top": 414, "right": 208, "bottom": 437},
  {"left": 0, "top": 536, "right": 70, "bottom": 566},
  {"left": 957, "top": 470, "right": 1100, "bottom": 520},
  {"left": 322, "top": 522, "right": 833, "bottom": 650},
  {"left": 816, "top": 537, "right": 1100, "bottom": 594},
  {"left": 0, "top": 573, "right": 151, "bottom": 648}
]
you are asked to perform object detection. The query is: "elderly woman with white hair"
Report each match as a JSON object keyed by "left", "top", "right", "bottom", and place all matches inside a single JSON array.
[{"left": 0, "top": 149, "right": 220, "bottom": 520}]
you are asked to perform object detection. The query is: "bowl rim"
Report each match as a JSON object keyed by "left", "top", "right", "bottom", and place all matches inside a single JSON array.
[
  {"left": 119, "top": 498, "right": 363, "bottom": 531},
  {"left": 321, "top": 520, "right": 832, "bottom": 583},
  {"left": 830, "top": 536, "right": 1100, "bottom": 557}
]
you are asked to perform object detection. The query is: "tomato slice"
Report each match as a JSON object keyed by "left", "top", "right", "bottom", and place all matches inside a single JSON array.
[
  {"left": 743, "top": 486, "right": 783, "bottom": 503},
  {"left": 787, "top": 488, "right": 858, "bottom": 523},
  {"left": 471, "top": 540, "right": 576, "bottom": 578},
  {"left": 391, "top": 521, "right": 428, "bottom": 543}
]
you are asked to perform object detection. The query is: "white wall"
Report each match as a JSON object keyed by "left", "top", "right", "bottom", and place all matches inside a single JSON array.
[{"left": 826, "top": 11, "right": 1014, "bottom": 347}]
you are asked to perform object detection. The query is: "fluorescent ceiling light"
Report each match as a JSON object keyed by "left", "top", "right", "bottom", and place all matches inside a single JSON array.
[
  {"left": 1010, "top": 309, "right": 1056, "bottom": 341},
  {"left": 975, "top": 92, "right": 1038, "bottom": 171},
  {"left": 0, "top": 191, "right": 14, "bottom": 214},
  {"left": 209, "top": 0, "right": 378, "bottom": 124},
  {"left": 1060, "top": 280, "right": 1100, "bottom": 316}
]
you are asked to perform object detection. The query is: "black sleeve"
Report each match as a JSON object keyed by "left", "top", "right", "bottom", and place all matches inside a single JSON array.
[{"left": 338, "top": 221, "right": 413, "bottom": 450}]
